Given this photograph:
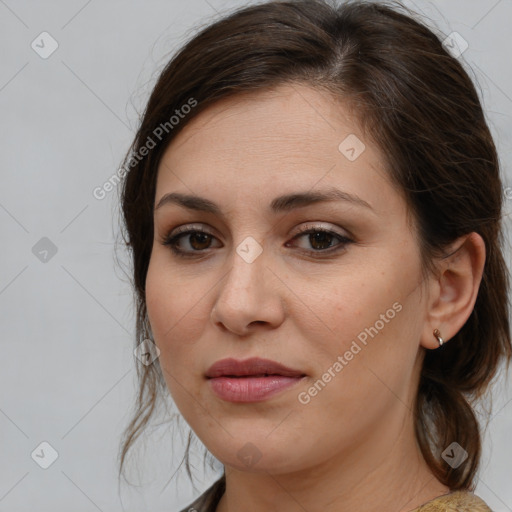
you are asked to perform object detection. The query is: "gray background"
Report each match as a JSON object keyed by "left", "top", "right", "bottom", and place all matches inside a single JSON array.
[{"left": 1, "top": 0, "right": 511, "bottom": 510}]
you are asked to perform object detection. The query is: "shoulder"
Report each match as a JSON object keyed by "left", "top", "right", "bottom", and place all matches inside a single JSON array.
[
  {"left": 411, "top": 490, "right": 492, "bottom": 511},
  {"left": 178, "top": 475, "right": 225, "bottom": 512}
]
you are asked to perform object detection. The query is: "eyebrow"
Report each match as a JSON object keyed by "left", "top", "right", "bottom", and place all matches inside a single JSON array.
[{"left": 154, "top": 187, "right": 374, "bottom": 215}]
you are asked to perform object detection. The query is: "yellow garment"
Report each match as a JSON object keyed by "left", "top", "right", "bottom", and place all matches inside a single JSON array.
[
  {"left": 180, "top": 477, "right": 493, "bottom": 512},
  {"left": 409, "top": 489, "right": 492, "bottom": 511}
]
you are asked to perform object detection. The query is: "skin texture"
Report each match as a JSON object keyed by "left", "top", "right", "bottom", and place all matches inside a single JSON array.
[{"left": 145, "top": 83, "right": 486, "bottom": 512}]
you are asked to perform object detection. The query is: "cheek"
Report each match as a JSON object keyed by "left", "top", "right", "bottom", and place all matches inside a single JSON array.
[
  {"left": 303, "top": 270, "right": 395, "bottom": 348},
  {"left": 145, "top": 253, "right": 207, "bottom": 369},
  {"left": 145, "top": 263, "right": 206, "bottom": 414},
  {"left": 299, "top": 256, "right": 422, "bottom": 397},
  {"left": 328, "top": 245, "right": 421, "bottom": 341}
]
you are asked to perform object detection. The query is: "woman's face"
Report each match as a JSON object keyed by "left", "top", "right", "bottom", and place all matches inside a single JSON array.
[{"left": 146, "top": 83, "right": 431, "bottom": 474}]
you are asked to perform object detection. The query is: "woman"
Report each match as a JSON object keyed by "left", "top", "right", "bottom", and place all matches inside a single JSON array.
[{"left": 117, "top": 0, "right": 511, "bottom": 510}]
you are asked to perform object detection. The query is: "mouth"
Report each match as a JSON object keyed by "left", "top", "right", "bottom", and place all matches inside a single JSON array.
[{"left": 205, "top": 357, "right": 306, "bottom": 403}]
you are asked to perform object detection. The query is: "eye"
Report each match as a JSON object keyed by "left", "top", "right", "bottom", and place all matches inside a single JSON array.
[
  {"left": 161, "top": 226, "right": 220, "bottom": 257},
  {"left": 286, "top": 224, "right": 354, "bottom": 254},
  {"left": 160, "top": 223, "right": 354, "bottom": 258}
]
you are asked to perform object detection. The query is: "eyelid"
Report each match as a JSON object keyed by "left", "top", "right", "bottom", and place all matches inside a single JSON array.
[
  {"left": 169, "top": 223, "right": 214, "bottom": 236},
  {"left": 167, "top": 221, "right": 351, "bottom": 240},
  {"left": 290, "top": 221, "right": 350, "bottom": 239}
]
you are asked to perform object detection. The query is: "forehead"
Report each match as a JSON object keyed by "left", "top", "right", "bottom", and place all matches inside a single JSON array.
[
  {"left": 162, "top": 84, "right": 370, "bottom": 165},
  {"left": 155, "top": 83, "right": 400, "bottom": 218}
]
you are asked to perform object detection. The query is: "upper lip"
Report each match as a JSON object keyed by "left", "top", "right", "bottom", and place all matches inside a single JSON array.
[{"left": 205, "top": 357, "right": 306, "bottom": 378}]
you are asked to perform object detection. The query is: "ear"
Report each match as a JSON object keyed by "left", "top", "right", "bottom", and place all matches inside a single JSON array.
[{"left": 421, "top": 232, "right": 486, "bottom": 350}]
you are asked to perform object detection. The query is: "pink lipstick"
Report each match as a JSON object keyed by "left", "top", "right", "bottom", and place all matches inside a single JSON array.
[{"left": 205, "top": 357, "right": 306, "bottom": 403}]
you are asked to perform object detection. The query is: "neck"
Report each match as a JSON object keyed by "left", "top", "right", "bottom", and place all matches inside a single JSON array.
[{"left": 215, "top": 408, "right": 449, "bottom": 512}]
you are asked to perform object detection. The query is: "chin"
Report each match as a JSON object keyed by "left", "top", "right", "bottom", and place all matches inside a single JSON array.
[{"left": 198, "top": 431, "right": 309, "bottom": 475}]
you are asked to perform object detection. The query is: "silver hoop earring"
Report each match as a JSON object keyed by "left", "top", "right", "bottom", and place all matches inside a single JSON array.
[{"left": 433, "top": 328, "right": 444, "bottom": 347}]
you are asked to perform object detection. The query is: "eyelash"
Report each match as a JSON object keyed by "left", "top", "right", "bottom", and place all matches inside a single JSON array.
[{"left": 160, "top": 224, "right": 354, "bottom": 258}]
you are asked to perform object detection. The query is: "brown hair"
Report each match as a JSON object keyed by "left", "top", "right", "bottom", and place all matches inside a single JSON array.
[{"left": 117, "top": 0, "right": 512, "bottom": 492}]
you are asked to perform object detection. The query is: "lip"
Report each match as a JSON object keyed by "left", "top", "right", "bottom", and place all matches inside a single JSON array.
[
  {"left": 206, "top": 357, "right": 306, "bottom": 403},
  {"left": 206, "top": 357, "right": 305, "bottom": 378}
]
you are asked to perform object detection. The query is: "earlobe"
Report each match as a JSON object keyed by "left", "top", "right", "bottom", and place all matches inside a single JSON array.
[{"left": 421, "top": 232, "right": 486, "bottom": 350}]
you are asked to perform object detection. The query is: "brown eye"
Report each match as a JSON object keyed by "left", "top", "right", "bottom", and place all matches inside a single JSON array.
[
  {"left": 162, "top": 225, "right": 353, "bottom": 258},
  {"left": 188, "top": 232, "right": 212, "bottom": 250},
  {"left": 162, "top": 228, "right": 221, "bottom": 257},
  {"left": 287, "top": 227, "right": 353, "bottom": 253},
  {"left": 308, "top": 231, "right": 336, "bottom": 250}
]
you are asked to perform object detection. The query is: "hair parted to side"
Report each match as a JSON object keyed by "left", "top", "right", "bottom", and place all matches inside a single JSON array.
[{"left": 116, "top": 0, "right": 512, "bottom": 492}]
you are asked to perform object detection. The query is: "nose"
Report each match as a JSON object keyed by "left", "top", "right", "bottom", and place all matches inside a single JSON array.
[{"left": 210, "top": 243, "right": 286, "bottom": 336}]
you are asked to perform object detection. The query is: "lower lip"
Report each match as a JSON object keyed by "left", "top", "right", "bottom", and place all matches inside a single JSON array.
[{"left": 208, "top": 375, "right": 305, "bottom": 402}]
